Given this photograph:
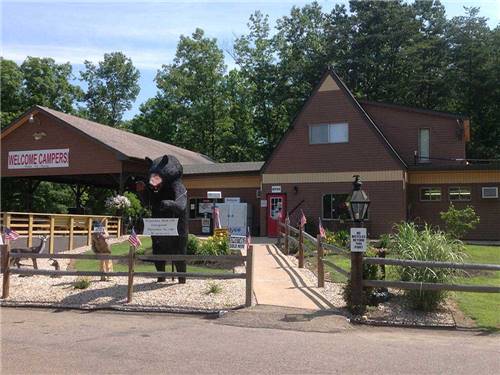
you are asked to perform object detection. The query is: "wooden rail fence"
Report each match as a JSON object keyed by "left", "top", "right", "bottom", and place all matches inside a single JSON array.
[
  {"left": 0, "top": 244, "right": 255, "bottom": 307},
  {"left": 278, "top": 220, "right": 500, "bottom": 305},
  {"left": 2, "top": 212, "right": 122, "bottom": 253}
]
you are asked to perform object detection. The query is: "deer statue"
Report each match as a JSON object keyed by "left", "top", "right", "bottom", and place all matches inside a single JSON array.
[{"left": 10, "top": 235, "right": 49, "bottom": 269}]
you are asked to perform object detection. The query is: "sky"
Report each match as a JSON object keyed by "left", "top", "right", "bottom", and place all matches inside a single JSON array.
[{"left": 2, "top": 0, "right": 499, "bottom": 120}]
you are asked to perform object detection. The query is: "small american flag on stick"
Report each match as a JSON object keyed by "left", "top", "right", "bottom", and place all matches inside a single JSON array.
[
  {"left": 299, "top": 210, "right": 307, "bottom": 228},
  {"left": 246, "top": 226, "right": 251, "bottom": 248},
  {"left": 128, "top": 228, "right": 141, "bottom": 248},
  {"left": 4, "top": 227, "right": 20, "bottom": 241},
  {"left": 318, "top": 217, "right": 326, "bottom": 238}
]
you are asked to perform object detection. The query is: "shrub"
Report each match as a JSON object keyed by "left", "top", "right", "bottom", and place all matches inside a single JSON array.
[
  {"left": 324, "top": 229, "right": 349, "bottom": 248},
  {"left": 342, "top": 247, "right": 380, "bottom": 313},
  {"left": 197, "top": 236, "right": 230, "bottom": 256},
  {"left": 378, "top": 233, "right": 391, "bottom": 249},
  {"left": 389, "top": 222, "right": 465, "bottom": 311},
  {"left": 187, "top": 234, "right": 200, "bottom": 255},
  {"left": 440, "top": 203, "right": 480, "bottom": 239},
  {"left": 205, "top": 282, "right": 223, "bottom": 295},
  {"left": 74, "top": 277, "right": 91, "bottom": 290}
]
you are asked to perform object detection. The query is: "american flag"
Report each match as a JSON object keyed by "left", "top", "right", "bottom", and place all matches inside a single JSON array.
[
  {"left": 4, "top": 227, "right": 20, "bottom": 241},
  {"left": 246, "top": 226, "right": 251, "bottom": 247},
  {"left": 213, "top": 207, "right": 222, "bottom": 229},
  {"left": 128, "top": 228, "right": 141, "bottom": 248},
  {"left": 299, "top": 210, "right": 307, "bottom": 228},
  {"left": 318, "top": 217, "right": 326, "bottom": 239}
]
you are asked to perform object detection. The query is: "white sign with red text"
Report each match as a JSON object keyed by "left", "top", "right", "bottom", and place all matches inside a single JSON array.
[{"left": 8, "top": 149, "right": 70, "bottom": 169}]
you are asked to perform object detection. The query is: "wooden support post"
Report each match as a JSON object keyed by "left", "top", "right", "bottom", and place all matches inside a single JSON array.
[
  {"left": 127, "top": 245, "right": 135, "bottom": 303},
  {"left": 1, "top": 244, "right": 11, "bottom": 299},
  {"left": 350, "top": 251, "right": 364, "bottom": 314},
  {"left": 49, "top": 216, "right": 55, "bottom": 254},
  {"left": 87, "top": 217, "right": 93, "bottom": 246},
  {"left": 284, "top": 218, "right": 290, "bottom": 255},
  {"left": 317, "top": 235, "right": 324, "bottom": 288},
  {"left": 298, "top": 226, "right": 304, "bottom": 268},
  {"left": 3, "top": 213, "right": 11, "bottom": 231},
  {"left": 245, "top": 245, "right": 254, "bottom": 307},
  {"left": 28, "top": 214, "right": 34, "bottom": 248},
  {"left": 69, "top": 217, "right": 74, "bottom": 251},
  {"left": 117, "top": 217, "right": 122, "bottom": 238}
]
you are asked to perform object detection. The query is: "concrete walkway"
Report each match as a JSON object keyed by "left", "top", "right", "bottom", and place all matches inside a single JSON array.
[{"left": 252, "top": 244, "right": 332, "bottom": 310}]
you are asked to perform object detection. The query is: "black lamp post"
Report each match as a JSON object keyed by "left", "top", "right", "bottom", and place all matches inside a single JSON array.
[
  {"left": 347, "top": 175, "right": 370, "bottom": 315},
  {"left": 347, "top": 175, "right": 370, "bottom": 223}
]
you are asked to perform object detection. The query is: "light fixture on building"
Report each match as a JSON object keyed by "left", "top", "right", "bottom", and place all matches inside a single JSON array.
[
  {"left": 347, "top": 175, "right": 370, "bottom": 223},
  {"left": 29, "top": 114, "right": 40, "bottom": 125}
]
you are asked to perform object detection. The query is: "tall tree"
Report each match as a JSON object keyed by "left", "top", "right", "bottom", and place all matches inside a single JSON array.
[
  {"left": 80, "top": 52, "right": 140, "bottom": 126},
  {"left": 0, "top": 58, "right": 25, "bottom": 125}
]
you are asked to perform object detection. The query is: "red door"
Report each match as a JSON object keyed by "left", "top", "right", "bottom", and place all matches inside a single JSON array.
[{"left": 267, "top": 194, "right": 287, "bottom": 237}]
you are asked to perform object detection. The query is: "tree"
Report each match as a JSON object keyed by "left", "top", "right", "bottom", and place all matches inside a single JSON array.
[
  {"left": 80, "top": 52, "right": 140, "bottom": 126},
  {"left": 129, "top": 97, "right": 178, "bottom": 144},
  {"left": 0, "top": 58, "right": 24, "bottom": 126}
]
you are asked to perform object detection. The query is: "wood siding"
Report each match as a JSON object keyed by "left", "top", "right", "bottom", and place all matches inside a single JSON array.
[{"left": 409, "top": 170, "right": 500, "bottom": 184}]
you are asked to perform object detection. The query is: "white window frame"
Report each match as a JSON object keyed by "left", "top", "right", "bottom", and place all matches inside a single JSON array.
[
  {"left": 482, "top": 187, "right": 498, "bottom": 199},
  {"left": 309, "top": 123, "right": 349, "bottom": 145},
  {"left": 419, "top": 187, "right": 442, "bottom": 202},
  {"left": 322, "top": 193, "right": 353, "bottom": 221},
  {"left": 448, "top": 186, "right": 472, "bottom": 202}
]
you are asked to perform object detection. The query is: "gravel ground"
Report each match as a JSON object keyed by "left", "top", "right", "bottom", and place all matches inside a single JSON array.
[{"left": 2, "top": 238, "right": 246, "bottom": 312}]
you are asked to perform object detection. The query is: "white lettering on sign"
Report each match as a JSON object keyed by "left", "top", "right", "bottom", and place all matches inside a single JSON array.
[
  {"left": 350, "top": 228, "right": 367, "bottom": 252},
  {"left": 8, "top": 149, "right": 69, "bottom": 169},
  {"left": 143, "top": 218, "right": 179, "bottom": 236},
  {"left": 271, "top": 185, "right": 282, "bottom": 193}
]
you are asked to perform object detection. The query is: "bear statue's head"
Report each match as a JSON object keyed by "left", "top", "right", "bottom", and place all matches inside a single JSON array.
[{"left": 145, "top": 155, "right": 183, "bottom": 193}]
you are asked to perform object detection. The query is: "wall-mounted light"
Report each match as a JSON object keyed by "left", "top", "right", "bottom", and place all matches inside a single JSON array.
[
  {"left": 29, "top": 114, "right": 40, "bottom": 125},
  {"left": 294, "top": 186, "right": 299, "bottom": 194}
]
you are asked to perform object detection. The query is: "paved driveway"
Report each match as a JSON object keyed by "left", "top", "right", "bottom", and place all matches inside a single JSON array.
[{"left": 1, "top": 307, "right": 498, "bottom": 374}]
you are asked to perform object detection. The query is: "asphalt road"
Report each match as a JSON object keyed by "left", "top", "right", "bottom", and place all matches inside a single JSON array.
[{"left": 1, "top": 307, "right": 499, "bottom": 374}]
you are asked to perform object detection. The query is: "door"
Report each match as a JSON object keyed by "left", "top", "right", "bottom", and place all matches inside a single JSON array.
[{"left": 267, "top": 194, "right": 287, "bottom": 237}]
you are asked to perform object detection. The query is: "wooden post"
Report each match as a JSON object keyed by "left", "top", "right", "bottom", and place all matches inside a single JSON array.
[
  {"left": 350, "top": 251, "right": 364, "bottom": 314},
  {"left": 28, "top": 214, "right": 34, "bottom": 248},
  {"left": 284, "top": 218, "right": 289, "bottom": 255},
  {"left": 1, "top": 244, "right": 11, "bottom": 299},
  {"left": 127, "top": 245, "right": 135, "bottom": 303},
  {"left": 117, "top": 217, "right": 122, "bottom": 238},
  {"left": 245, "top": 245, "right": 254, "bottom": 307},
  {"left": 317, "top": 235, "right": 324, "bottom": 288},
  {"left": 87, "top": 217, "right": 93, "bottom": 246},
  {"left": 298, "top": 225, "right": 304, "bottom": 268},
  {"left": 69, "top": 217, "right": 74, "bottom": 250},
  {"left": 49, "top": 216, "right": 55, "bottom": 254},
  {"left": 3, "top": 213, "right": 11, "bottom": 232}
]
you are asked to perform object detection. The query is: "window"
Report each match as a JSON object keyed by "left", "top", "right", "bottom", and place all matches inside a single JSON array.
[
  {"left": 482, "top": 187, "right": 498, "bottom": 199},
  {"left": 420, "top": 187, "right": 441, "bottom": 201},
  {"left": 310, "top": 123, "right": 348, "bottom": 144},
  {"left": 322, "top": 194, "right": 350, "bottom": 220},
  {"left": 189, "top": 198, "right": 223, "bottom": 219},
  {"left": 418, "top": 128, "right": 430, "bottom": 163},
  {"left": 449, "top": 187, "right": 471, "bottom": 201}
]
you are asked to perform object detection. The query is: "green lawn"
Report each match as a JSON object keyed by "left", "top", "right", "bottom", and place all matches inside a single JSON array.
[
  {"left": 321, "top": 253, "right": 351, "bottom": 283},
  {"left": 453, "top": 245, "right": 500, "bottom": 331},
  {"left": 74, "top": 237, "right": 230, "bottom": 274}
]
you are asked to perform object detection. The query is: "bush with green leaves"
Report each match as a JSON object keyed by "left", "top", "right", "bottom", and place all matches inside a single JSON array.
[
  {"left": 324, "top": 229, "right": 349, "bottom": 249},
  {"left": 73, "top": 277, "right": 91, "bottom": 290},
  {"left": 187, "top": 234, "right": 200, "bottom": 255},
  {"left": 440, "top": 203, "right": 480, "bottom": 239},
  {"left": 389, "top": 222, "right": 465, "bottom": 311},
  {"left": 196, "top": 236, "right": 230, "bottom": 256}
]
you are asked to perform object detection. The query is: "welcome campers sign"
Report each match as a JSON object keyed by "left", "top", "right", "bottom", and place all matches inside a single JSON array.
[
  {"left": 8, "top": 149, "right": 69, "bottom": 169},
  {"left": 143, "top": 218, "right": 179, "bottom": 236}
]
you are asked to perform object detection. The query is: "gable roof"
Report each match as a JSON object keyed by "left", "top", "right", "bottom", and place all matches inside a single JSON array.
[
  {"left": 184, "top": 161, "right": 264, "bottom": 175},
  {"left": 1, "top": 106, "right": 214, "bottom": 165},
  {"left": 261, "top": 69, "right": 407, "bottom": 173}
]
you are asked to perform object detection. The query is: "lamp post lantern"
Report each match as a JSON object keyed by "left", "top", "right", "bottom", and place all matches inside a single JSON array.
[{"left": 348, "top": 175, "right": 370, "bottom": 315}]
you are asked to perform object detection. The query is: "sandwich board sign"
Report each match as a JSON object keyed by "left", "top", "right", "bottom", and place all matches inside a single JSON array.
[
  {"left": 350, "top": 228, "right": 367, "bottom": 252},
  {"left": 143, "top": 218, "right": 179, "bottom": 236}
]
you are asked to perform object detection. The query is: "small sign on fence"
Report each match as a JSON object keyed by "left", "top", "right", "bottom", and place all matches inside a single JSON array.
[
  {"left": 350, "top": 227, "right": 367, "bottom": 252},
  {"left": 143, "top": 218, "right": 179, "bottom": 236},
  {"left": 229, "top": 235, "right": 246, "bottom": 250}
]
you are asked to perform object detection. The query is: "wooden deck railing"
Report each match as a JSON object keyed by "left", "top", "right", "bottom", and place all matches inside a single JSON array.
[
  {"left": 0, "top": 244, "right": 255, "bottom": 307},
  {"left": 1, "top": 212, "right": 122, "bottom": 253}
]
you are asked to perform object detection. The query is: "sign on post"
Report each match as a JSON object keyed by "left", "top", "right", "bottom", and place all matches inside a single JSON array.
[
  {"left": 350, "top": 228, "right": 367, "bottom": 252},
  {"left": 143, "top": 218, "right": 179, "bottom": 236},
  {"left": 229, "top": 235, "right": 246, "bottom": 250},
  {"left": 201, "top": 218, "right": 211, "bottom": 234}
]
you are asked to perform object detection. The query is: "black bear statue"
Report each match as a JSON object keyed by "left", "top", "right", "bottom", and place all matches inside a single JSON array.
[{"left": 136, "top": 155, "right": 188, "bottom": 283}]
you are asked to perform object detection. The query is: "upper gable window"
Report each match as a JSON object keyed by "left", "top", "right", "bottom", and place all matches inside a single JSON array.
[{"left": 310, "top": 123, "right": 349, "bottom": 144}]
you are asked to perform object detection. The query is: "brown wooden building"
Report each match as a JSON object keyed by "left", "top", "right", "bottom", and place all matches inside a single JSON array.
[{"left": 2, "top": 70, "right": 499, "bottom": 240}]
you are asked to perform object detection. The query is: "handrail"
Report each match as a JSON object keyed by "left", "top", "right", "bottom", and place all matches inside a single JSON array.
[
  {"left": 363, "top": 257, "right": 500, "bottom": 271},
  {"left": 1, "top": 211, "right": 121, "bottom": 219}
]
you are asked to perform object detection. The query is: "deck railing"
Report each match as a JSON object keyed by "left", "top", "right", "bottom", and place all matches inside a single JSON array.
[{"left": 1, "top": 212, "right": 122, "bottom": 253}]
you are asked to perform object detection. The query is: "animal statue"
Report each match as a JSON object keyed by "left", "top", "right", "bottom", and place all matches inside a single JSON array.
[
  {"left": 136, "top": 154, "right": 188, "bottom": 283},
  {"left": 91, "top": 231, "right": 113, "bottom": 281},
  {"left": 10, "top": 235, "right": 49, "bottom": 269},
  {"left": 49, "top": 258, "right": 61, "bottom": 278}
]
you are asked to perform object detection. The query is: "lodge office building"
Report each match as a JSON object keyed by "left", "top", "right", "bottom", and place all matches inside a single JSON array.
[{"left": 2, "top": 69, "right": 499, "bottom": 240}]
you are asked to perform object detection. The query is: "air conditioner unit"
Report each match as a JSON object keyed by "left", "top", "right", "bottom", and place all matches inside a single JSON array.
[{"left": 482, "top": 187, "right": 498, "bottom": 199}]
